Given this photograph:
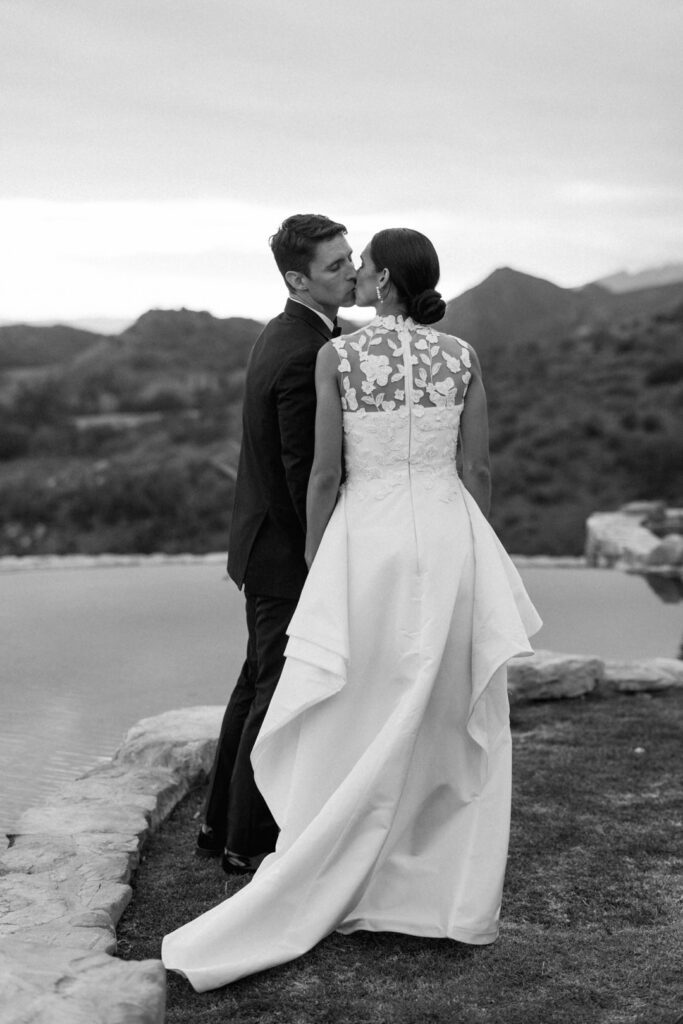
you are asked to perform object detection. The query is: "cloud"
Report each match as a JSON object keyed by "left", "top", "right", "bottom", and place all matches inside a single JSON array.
[
  {"left": 556, "top": 182, "right": 683, "bottom": 206},
  {"left": 1, "top": 1, "right": 681, "bottom": 318}
]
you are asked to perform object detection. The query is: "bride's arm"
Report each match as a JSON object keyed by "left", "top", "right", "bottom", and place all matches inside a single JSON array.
[
  {"left": 304, "top": 343, "right": 343, "bottom": 567},
  {"left": 458, "top": 347, "right": 492, "bottom": 518}
]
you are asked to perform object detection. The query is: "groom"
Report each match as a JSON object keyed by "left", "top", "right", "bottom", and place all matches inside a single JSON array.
[{"left": 197, "top": 213, "right": 356, "bottom": 872}]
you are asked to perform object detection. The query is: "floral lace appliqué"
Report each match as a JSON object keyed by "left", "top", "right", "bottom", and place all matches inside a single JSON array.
[
  {"left": 331, "top": 316, "right": 473, "bottom": 502},
  {"left": 333, "top": 317, "right": 471, "bottom": 412}
]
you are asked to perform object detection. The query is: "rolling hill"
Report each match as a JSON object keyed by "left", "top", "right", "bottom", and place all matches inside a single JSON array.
[
  {"left": 1, "top": 269, "right": 682, "bottom": 557},
  {"left": 0, "top": 323, "right": 104, "bottom": 370}
]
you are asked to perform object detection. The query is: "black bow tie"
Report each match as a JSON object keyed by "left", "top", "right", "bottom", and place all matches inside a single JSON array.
[{"left": 331, "top": 322, "right": 342, "bottom": 338}]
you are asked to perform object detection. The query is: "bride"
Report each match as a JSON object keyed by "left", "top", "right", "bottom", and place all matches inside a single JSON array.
[{"left": 162, "top": 227, "right": 541, "bottom": 991}]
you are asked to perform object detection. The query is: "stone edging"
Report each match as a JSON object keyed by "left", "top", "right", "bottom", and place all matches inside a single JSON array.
[
  {"left": 2, "top": 653, "right": 682, "bottom": 1022},
  {"left": 507, "top": 649, "right": 683, "bottom": 700},
  {"left": 0, "top": 706, "right": 224, "bottom": 1024},
  {"left": 0, "top": 553, "right": 585, "bottom": 574},
  {"left": 0, "top": 553, "right": 227, "bottom": 574}
]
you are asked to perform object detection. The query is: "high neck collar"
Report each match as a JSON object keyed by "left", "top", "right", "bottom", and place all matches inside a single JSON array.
[{"left": 372, "top": 313, "right": 416, "bottom": 330}]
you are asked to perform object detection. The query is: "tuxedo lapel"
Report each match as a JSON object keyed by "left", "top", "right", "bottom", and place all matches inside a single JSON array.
[{"left": 283, "top": 298, "right": 334, "bottom": 341}]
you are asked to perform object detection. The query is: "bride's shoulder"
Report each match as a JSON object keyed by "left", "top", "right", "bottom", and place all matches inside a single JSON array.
[
  {"left": 429, "top": 329, "right": 482, "bottom": 372},
  {"left": 427, "top": 325, "right": 462, "bottom": 343},
  {"left": 431, "top": 328, "right": 473, "bottom": 352}
]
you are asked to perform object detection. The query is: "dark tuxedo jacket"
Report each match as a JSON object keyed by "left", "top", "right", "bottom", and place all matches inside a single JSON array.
[{"left": 227, "top": 299, "right": 335, "bottom": 599}]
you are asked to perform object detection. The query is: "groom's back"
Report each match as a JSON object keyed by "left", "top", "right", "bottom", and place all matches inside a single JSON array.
[{"left": 227, "top": 302, "right": 329, "bottom": 599}]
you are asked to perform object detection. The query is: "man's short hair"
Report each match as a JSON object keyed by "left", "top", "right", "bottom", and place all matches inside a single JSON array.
[{"left": 270, "top": 213, "right": 348, "bottom": 281}]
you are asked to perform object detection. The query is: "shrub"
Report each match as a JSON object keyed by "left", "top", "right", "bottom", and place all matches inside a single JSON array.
[
  {"left": 0, "top": 422, "right": 31, "bottom": 459},
  {"left": 11, "top": 377, "right": 72, "bottom": 427},
  {"left": 646, "top": 358, "right": 683, "bottom": 386}
]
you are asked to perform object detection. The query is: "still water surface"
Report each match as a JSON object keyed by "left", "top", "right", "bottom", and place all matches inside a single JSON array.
[{"left": 1, "top": 560, "right": 681, "bottom": 834}]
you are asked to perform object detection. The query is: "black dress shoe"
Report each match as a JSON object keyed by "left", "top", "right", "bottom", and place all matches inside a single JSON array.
[
  {"left": 221, "top": 849, "right": 256, "bottom": 875},
  {"left": 195, "top": 826, "right": 224, "bottom": 859},
  {"left": 221, "top": 849, "right": 272, "bottom": 875}
]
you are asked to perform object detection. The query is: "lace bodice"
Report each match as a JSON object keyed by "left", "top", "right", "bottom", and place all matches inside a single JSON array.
[{"left": 333, "top": 315, "right": 473, "bottom": 500}]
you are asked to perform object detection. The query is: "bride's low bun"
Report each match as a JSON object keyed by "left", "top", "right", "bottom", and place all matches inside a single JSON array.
[
  {"left": 369, "top": 229, "right": 447, "bottom": 325},
  {"left": 409, "top": 288, "right": 446, "bottom": 325}
]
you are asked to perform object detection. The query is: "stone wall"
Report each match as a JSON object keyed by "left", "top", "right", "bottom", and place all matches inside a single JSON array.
[
  {"left": 0, "top": 707, "right": 223, "bottom": 1024},
  {"left": 2, "top": 655, "right": 682, "bottom": 1023}
]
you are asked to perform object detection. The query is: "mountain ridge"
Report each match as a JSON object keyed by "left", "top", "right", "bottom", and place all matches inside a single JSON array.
[
  {"left": 3, "top": 267, "right": 683, "bottom": 372},
  {"left": 597, "top": 262, "right": 683, "bottom": 293},
  {"left": 440, "top": 267, "right": 683, "bottom": 356}
]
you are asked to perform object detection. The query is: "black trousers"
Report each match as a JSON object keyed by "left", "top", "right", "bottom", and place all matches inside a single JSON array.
[{"left": 203, "top": 592, "right": 298, "bottom": 856}]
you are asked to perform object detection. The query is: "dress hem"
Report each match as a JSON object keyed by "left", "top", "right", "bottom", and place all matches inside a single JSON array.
[{"left": 336, "top": 919, "right": 499, "bottom": 945}]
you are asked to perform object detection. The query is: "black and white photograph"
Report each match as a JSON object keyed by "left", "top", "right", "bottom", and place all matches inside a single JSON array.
[{"left": 1, "top": 1, "right": 682, "bottom": 1021}]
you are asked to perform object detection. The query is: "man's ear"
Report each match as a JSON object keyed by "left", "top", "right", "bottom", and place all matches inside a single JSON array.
[{"left": 285, "top": 269, "right": 308, "bottom": 294}]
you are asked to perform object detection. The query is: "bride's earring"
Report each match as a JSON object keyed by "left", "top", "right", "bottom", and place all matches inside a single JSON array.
[{"left": 376, "top": 284, "right": 382, "bottom": 304}]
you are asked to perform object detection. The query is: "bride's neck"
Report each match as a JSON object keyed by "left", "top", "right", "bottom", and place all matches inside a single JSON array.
[{"left": 374, "top": 302, "right": 409, "bottom": 318}]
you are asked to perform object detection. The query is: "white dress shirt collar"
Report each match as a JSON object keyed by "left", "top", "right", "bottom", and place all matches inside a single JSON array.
[{"left": 288, "top": 296, "right": 336, "bottom": 333}]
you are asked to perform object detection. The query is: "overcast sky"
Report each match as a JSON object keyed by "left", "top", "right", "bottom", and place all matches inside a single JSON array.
[{"left": 1, "top": 0, "right": 681, "bottom": 323}]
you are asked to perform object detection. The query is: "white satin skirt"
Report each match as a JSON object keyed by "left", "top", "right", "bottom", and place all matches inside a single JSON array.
[{"left": 162, "top": 479, "right": 541, "bottom": 991}]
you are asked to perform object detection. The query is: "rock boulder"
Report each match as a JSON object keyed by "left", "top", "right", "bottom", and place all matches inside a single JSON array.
[
  {"left": 601, "top": 657, "right": 683, "bottom": 693},
  {"left": 585, "top": 511, "right": 660, "bottom": 568},
  {"left": 647, "top": 533, "right": 683, "bottom": 567},
  {"left": 508, "top": 650, "right": 604, "bottom": 702}
]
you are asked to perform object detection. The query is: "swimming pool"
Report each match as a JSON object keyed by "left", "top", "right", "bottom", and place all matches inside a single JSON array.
[{"left": 1, "top": 559, "right": 681, "bottom": 834}]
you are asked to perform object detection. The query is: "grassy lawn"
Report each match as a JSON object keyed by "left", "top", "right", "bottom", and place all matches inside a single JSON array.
[{"left": 117, "top": 692, "right": 683, "bottom": 1024}]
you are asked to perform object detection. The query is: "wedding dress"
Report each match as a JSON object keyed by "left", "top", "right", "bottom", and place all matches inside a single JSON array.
[{"left": 162, "top": 314, "right": 541, "bottom": 991}]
